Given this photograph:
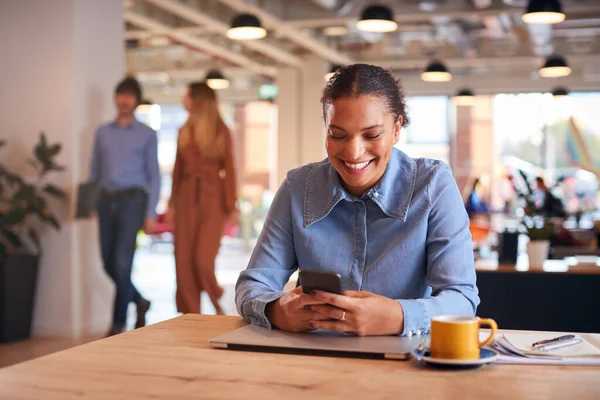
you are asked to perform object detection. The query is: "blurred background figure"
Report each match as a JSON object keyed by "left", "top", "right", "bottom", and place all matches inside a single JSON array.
[
  {"left": 167, "top": 82, "right": 238, "bottom": 315},
  {"left": 535, "top": 176, "right": 567, "bottom": 218},
  {"left": 89, "top": 77, "right": 160, "bottom": 336},
  {"left": 465, "top": 177, "right": 490, "bottom": 219}
]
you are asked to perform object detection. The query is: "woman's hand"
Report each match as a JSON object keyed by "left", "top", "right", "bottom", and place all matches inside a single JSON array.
[
  {"left": 265, "top": 287, "right": 331, "bottom": 333},
  {"left": 306, "top": 290, "right": 405, "bottom": 336}
]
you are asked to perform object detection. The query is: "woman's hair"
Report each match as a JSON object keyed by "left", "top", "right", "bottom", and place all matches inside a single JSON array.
[
  {"left": 321, "top": 64, "right": 409, "bottom": 127},
  {"left": 179, "top": 82, "right": 226, "bottom": 158}
]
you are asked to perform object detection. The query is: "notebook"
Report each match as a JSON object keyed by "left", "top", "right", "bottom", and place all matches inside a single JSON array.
[{"left": 75, "top": 182, "right": 101, "bottom": 219}]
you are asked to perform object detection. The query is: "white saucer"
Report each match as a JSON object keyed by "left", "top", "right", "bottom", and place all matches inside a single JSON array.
[{"left": 413, "top": 348, "right": 499, "bottom": 366}]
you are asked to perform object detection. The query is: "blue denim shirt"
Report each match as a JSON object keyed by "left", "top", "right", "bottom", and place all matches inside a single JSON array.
[
  {"left": 89, "top": 120, "right": 161, "bottom": 219},
  {"left": 235, "top": 148, "right": 479, "bottom": 336}
]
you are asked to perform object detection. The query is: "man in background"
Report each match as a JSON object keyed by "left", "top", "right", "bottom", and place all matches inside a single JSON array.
[{"left": 88, "top": 77, "right": 160, "bottom": 336}]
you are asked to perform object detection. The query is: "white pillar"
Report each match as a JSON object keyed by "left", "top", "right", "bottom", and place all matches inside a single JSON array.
[
  {"left": 0, "top": 0, "right": 124, "bottom": 337},
  {"left": 275, "top": 56, "right": 328, "bottom": 186},
  {"left": 300, "top": 56, "right": 328, "bottom": 165}
]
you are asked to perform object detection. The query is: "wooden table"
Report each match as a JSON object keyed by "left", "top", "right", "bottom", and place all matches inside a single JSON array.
[{"left": 1, "top": 315, "right": 599, "bottom": 400}]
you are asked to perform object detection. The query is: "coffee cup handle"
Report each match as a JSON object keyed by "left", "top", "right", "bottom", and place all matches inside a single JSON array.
[{"left": 478, "top": 318, "right": 498, "bottom": 348}]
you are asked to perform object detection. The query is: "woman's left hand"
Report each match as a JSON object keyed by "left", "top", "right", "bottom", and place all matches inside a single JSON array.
[{"left": 307, "top": 290, "right": 404, "bottom": 336}]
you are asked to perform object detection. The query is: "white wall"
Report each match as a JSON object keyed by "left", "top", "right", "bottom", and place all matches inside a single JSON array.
[{"left": 0, "top": 0, "right": 124, "bottom": 337}]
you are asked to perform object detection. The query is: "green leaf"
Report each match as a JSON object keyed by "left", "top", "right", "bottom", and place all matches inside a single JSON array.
[
  {"left": 40, "top": 132, "right": 47, "bottom": 149},
  {"left": 43, "top": 184, "right": 66, "bottom": 199},
  {"left": 48, "top": 144, "right": 61, "bottom": 156},
  {"left": 44, "top": 214, "right": 61, "bottom": 230},
  {"left": 1, "top": 229, "right": 22, "bottom": 248},
  {"left": 0, "top": 210, "right": 25, "bottom": 225}
]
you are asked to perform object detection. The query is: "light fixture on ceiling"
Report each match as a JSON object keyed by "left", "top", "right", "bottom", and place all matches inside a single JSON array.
[
  {"left": 323, "top": 26, "right": 350, "bottom": 36},
  {"left": 226, "top": 13, "right": 267, "bottom": 40},
  {"left": 356, "top": 5, "right": 398, "bottom": 33},
  {"left": 551, "top": 87, "right": 569, "bottom": 98},
  {"left": 205, "top": 69, "right": 230, "bottom": 90},
  {"left": 324, "top": 64, "right": 342, "bottom": 82},
  {"left": 421, "top": 60, "right": 452, "bottom": 82},
  {"left": 522, "top": 0, "right": 565, "bottom": 24},
  {"left": 454, "top": 89, "right": 476, "bottom": 106},
  {"left": 539, "top": 55, "right": 571, "bottom": 78}
]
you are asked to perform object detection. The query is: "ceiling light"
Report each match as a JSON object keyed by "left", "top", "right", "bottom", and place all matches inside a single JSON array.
[
  {"left": 455, "top": 89, "right": 476, "bottom": 106},
  {"left": 226, "top": 13, "right": 267, "bottom": 40},
  {"left": 551, "top": 87, "right": 569, "bottom": 98},
  {"left": 522, "top": 0, "right": 565, "bottom": 24},
  {"left": 324, "top": 64, "right": 342, "bottom": 82},
  {"left": 205, "top": 69, "right": 229, "bottom": 90},
  {"left": 421, "top": 61, "right": 452, "bottom": 82},
  {"left": 323, "top": 26, "right": 350, "bottom": 36},
  {"left": 356, "top": 5, "right": 398, "bottom": 33},
  {"left": 539, "top": 55, "right": 571, "bottom": 78}
]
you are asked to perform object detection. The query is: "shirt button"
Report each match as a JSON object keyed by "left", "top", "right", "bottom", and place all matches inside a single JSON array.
[
  {"left": 373, "top": 191, "right": 379, "bottom": 198},
  {"left": 407, "top": 331, "right": 413, "bottom": 337},
  {"left": 416, "top": 330, "right": 422, "bottom": 336}
]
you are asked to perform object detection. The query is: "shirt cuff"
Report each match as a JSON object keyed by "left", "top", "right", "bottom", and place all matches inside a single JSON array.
[
  {"left": 396, "top": 299, "right": 430, "bottom": 337},
  {"left": 244, "top": 291, "right": 286, "bottom": 329}
]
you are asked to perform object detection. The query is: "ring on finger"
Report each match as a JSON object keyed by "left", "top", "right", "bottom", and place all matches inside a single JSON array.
[{"left": 340, "top": 311, "right": 346, "bottom": 322}]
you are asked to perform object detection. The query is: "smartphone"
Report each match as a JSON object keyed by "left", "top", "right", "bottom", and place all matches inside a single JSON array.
[{"left": 299, "top": 270, "right": 343, "bottom": 295}]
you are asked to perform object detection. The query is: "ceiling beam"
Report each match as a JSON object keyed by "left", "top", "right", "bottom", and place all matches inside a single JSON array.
[
  {"left": 143, "top": 0, "right": 303, "bottom": 67},
  {"left": 124, "top": 11, "right": 278, "bottom": 77},
  {"left": 124, "top": 26, "right": 213, "bottom": 40},
  {"left": 373, "top": 54, "right": 600, "bottom": 70},
  {"left": 216, "top": 0, "right": 354, "bottom": 66},
  {"left": 285, "top": 2, "right": 600, "bottom": 28}
]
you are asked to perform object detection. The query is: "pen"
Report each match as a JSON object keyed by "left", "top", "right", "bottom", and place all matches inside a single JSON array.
[
  {"left": 532, "top": 334, "right": 575, "bottom": 348},
  {"left": 535, "top": 338, "right": 583, "bottom": 352}
]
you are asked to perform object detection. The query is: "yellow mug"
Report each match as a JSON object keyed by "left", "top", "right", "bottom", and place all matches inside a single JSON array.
[{"left": 430, "top": 315, "right": 498, "bottom": 360}]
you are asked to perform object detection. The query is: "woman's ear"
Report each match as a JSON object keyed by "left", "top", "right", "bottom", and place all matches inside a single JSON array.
[{"left": 393, "top": 116, "right": 402, "bottom": 145}]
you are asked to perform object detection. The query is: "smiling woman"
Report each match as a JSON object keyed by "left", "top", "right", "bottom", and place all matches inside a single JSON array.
[{"left": 235, "top": 64, "right": 479, "bottom": 337}]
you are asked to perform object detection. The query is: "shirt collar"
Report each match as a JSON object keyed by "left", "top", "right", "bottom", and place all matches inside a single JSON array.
[
  {"left": 303, "top": 148, "right": 417, "bottom": 228},
  {"left": 110, "top": 118, "right": 138, "bottom": 129}
]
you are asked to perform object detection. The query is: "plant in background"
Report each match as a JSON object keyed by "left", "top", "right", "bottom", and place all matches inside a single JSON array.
[{"left": 0, "top": 133, "right": 66, "bottom": 257}]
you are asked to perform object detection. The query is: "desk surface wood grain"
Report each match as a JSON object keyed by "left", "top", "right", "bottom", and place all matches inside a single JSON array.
[{"left": 1, "top": 315, "right": 599, "bottom": 400}]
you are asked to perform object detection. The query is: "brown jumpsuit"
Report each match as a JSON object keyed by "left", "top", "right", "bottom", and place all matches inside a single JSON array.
[{"left": 170, "top": 122, "right": 237, "bottom": 314}]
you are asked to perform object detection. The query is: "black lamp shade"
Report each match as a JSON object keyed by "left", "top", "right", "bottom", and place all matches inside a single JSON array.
[
  {"left": 542, "top": 55, "right": 568, "bottom": 69},
  {"left": 526, "top": 0, "right": 563, "bottom": 15},
  {"left": 523, "top": 0, "right": 565, "bottom": 24},
  {"left": 227, "top": 13, "right": 267, "bottom": 40},
  {"left": 357, "top": 5, "right": 397, "bottom": 32},
  {"left": 552, "top": 87, "right": 569, "bottom": 97},
  {"left": 424, "top": 61, "right": 450, "bottom": 74},
  {"left": 539, "top": 55, "right": 571, "bottom": 77},
  {"left": 421, "top": 60, "right": 452, "bottom": 82},
  {"left": 456, "top": 89, "right": 474, "bottom": 97},
  {"left": 205, "top": 70, "right": 226, "bottom": 81},
  {"left": 231, "top": 13, "right": 262, "bottom": 29},
  {"left": 361, "top": 5, "right": 394, "bottom": 22}
]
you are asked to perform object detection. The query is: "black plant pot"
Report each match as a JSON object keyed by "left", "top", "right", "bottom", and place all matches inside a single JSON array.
[{"left": 0, "top": 254, "right": 39, "bottom": 343}]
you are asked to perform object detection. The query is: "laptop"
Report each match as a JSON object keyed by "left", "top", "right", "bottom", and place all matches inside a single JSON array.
[{"left": 209, "top": 324, "right": 424, "bottom": 360}]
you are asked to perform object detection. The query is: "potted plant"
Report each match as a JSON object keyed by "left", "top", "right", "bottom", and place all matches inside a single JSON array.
[{"left": 0, "top": 133, "right": 66, "bottom": 343}]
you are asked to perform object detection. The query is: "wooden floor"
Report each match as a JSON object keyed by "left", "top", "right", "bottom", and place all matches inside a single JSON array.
[{"left": 0, "top": 336, "right": 101, "bottom": 369}]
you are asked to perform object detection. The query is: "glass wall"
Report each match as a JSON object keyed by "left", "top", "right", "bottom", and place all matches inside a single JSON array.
[{"left": 396, "top": 96, "right": 450, "bottom": 163}]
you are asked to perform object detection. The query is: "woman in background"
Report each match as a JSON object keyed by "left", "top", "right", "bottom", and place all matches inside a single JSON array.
[{"left": 168, "top": 82, "right": 237, "bottom": 315}]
